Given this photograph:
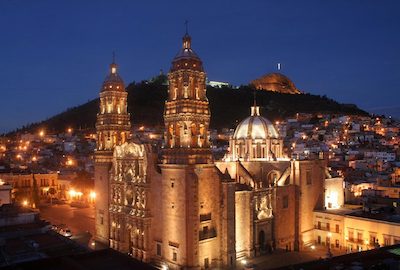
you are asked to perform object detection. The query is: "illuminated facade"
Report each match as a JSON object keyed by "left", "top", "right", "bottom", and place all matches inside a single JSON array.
[
  {"left": 95, "top": 32, "right": 330, "bottom": 269},
  {"left": 95, "top": 59, "right": 130, "bottom": 244}
]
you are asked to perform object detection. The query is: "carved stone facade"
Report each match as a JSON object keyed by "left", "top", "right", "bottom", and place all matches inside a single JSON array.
[{"left": 109, "top": 143, "right": 152, "bottom": 261}]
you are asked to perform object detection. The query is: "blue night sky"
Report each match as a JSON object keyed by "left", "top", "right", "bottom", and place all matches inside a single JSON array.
[{"left": 0, "top": 0, "right": 399, "bottom": 133}]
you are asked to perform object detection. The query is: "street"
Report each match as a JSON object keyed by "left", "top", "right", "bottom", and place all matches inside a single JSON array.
[{"left": 39, "top": 204, "right": 95, "bottom": 247}]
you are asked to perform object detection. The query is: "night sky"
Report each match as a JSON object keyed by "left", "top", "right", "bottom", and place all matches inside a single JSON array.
[{"left": 1, "top": 0, "right": 399, "bottom": 133}]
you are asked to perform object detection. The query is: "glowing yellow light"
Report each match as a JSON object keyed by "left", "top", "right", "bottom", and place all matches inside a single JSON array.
[
  {"left": 139, "top": 126, "right": 145, "bottom": 131},
  {"left": 22, "top": 200, "right": 28, "bottom": 207},
  {"left": 66, "top": 159, "right": 74, "bottom": 166},
  {"left": 327, "top": 232, "right": 332, "bottom": 238},
  {"left": 311, "top": 245, "right": 316, "bottom": 250},
  {"left": 32, "top": 156, "right": 37, "bottom": 162},
  {"left": 67, "top": 128, "right": 73, "bottom": 133},
  {"left": 241, "top": 259, "right": 247, "bottom": 265},
  {"left": 69, "top": 189, "right": 77, "bottom": 197},
  {"left": 89, "top": 191, "right": 96, "bottom": 200},
  {"left": 39, "top": 130, "right": 45, "bottom": 137},
  {"left": 0, "top": 179, "right": 5, "bottom": 185}
]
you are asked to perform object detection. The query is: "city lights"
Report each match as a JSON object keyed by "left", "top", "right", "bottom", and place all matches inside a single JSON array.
[{"left": 22, "top": 200, "right": 28, "bottom": 207}]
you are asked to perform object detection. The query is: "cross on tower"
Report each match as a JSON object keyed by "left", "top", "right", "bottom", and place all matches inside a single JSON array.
[{"left": 185, "top": 20, "right": 189, "bottom": 35}]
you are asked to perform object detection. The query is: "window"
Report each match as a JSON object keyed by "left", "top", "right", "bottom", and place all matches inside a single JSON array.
[
  {"left": 100, "top": 216, "right": 104, "bottom": 225},
  {"left": 336, "top": 224, "right": 339, "bottom": 233},
  {"left": 357, "top": 232, "right": 363, "bottom": 242},
  {"left": 317, "top": 235, "right": 321, "bottom": 244},
  {"left": 203, "top": 226, "right": 209, "bottom": 235},
  {"left": 384, "top": 237, "right": 391, "bottom": 246},
  {"left": 318, "top": 221, "right": 321, "bottom": 229},
  {"left": 306, "top": 170, "right": 312, "bottom": 185},
  {"left": 335, "top": 239, "right": 339, "bottom": 248},
  {"left": 349, "top": 231, "right": 354, "bottom": 241},
  {"left": 172, "top": 251, "right": 177, "bottom": 262},
  {"left": 283, "top": 196, "right": 289, "bottom": 209},
  {"left": 171, "top": 202, "right": 175, "bottom": 209},
  {"left": 370, "top": 235, "right": 376, "bottom": 246},
  {"left": 326, "top": 236, "right": 330, "bottom": 245},
  {"left": 156, "top": 243, "right": 161, "bottom": 256},
  {"left": 326, "top": 223, "right": 330, "bottom": 231}
]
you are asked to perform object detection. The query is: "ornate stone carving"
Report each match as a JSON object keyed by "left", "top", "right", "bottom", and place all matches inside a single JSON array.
[{"left": 256, "top": 192, "right": 273, "bottom": 220}]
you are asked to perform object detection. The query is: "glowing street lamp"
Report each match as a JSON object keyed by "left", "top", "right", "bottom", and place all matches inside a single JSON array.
[
  {"left": 89, "top": 191, "right": 96, "bottom": 201},
  {"left": 22, "top": 200, "right": 28, "bottom": 207}
]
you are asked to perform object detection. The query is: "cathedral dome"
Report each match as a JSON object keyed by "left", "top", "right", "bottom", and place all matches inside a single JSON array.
[
  {"left": 171, "top": 33, "right": 204, "bottom": 72},
  {"left": 101, "top": 62, "right": 125, "bottom": 92},
  {"left": 251, "top": 73, "right": 300, "bottom": 94},
  {"left": 233, "top": 106, "right": 279, "bottom": 140}
]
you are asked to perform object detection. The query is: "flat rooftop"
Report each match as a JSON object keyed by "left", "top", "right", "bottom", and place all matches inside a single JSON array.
[{"left": 1, "top": 248, "right": 156, "bottom": 270}]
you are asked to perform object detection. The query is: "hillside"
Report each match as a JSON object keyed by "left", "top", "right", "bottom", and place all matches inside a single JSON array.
[{"left": 7, "top": 81, "right": 368, "bottom": 135}]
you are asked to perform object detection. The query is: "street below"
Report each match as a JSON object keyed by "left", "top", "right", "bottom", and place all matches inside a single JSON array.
[{"left": 39, "top": 204, "right": 95, "bottom": 248}]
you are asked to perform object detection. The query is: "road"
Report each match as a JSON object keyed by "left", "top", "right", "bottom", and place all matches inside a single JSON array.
[{"left": 39, "top": 204, "right": 95, "bottom": 247}]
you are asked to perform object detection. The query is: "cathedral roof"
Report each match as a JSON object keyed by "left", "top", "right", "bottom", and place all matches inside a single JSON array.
[
  {"left": 233, "top": 106, "right": 279, "bottom": 140},
  {"left": 101, "top": 61, "right": 125, "bottom": 92},
  {"left": 171, "top": 33, "right": 203, "bottom": 72}
]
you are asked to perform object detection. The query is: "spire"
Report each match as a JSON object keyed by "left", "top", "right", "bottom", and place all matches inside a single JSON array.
[
  {"left": 182, "top": 20, "right": 191, "bottom": 49},
  {"left": 110, "top": 52, "right": 117, "bottom": 74},
  {"left": 251, "top": 89, "right": 260, "bottom": 116},
  {"left": 253, "top": 89, "right": 257, "bottom": 107}
]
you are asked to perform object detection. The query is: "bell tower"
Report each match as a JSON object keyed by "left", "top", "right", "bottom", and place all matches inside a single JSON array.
[
  {"left": 159, "top": 30, "right": 230, "bottom": 269},
  {"left": 163, "top": 30, "right": 212, "bottom": 164},
  {"left": 94, "top": 57, "right": 130, "bottom": 244}
]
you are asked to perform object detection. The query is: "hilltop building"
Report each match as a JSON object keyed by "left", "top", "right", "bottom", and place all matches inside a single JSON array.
[
  {"left": 95, "top": 32, "right": 331, "bottom": 269},
  {"left": 251, "top": 73, "right": 301, "bottom": 94}
]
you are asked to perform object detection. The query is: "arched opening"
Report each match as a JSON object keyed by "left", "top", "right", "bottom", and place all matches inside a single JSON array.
[{"left": 267, "top": 171, "right": 279, "bottom": 187}]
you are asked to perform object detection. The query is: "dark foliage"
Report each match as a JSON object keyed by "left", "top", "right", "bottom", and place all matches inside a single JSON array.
[{"left": 6, "top": 82, "right": 368, "bottom": 136}]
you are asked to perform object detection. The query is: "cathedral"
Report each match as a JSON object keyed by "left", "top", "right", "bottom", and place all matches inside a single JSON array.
[{"left": 94, "top": 31, "right": 328, "bottom": 269}]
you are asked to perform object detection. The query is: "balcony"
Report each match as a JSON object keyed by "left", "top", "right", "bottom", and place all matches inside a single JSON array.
[
  {"left": 199, "top": 228, "right": 217, "bottom": 241},
  {"left": 347, "top": 238, "right": 364, "bottom": 245}
]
